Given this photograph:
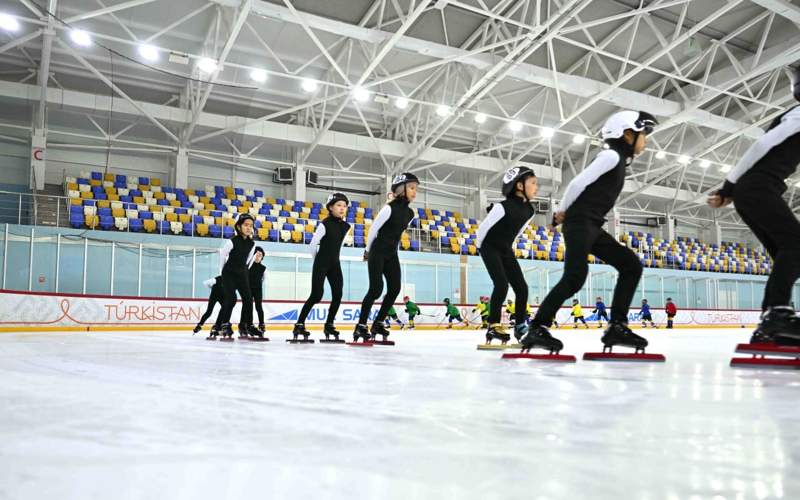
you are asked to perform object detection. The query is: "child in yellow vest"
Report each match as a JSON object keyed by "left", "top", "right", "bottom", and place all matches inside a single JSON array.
[{"left": 571, "top": 299, "right": 589, "bottom": 329}]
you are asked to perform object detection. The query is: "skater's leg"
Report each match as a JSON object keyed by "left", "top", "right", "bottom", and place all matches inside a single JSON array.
[
  {"left": 480, "top": 247, "right": 509, "bottom": 324},
  {"left": 252, "top": 287, "right": 264, "bottom": 325},
  {"left": 590, "top": 230, "right": 643, "bottom": 322},
  {"left": 298, "top": 262, "right": 326, "bottom": 324},
  {"left": 532, "top": 222, "right": 596, "bottom": 326},
  {"left": 236, "top": 277, "right": 253, "bottom": 327},
  {"left": 198, "top": 296, "right": 216, "bottom": 326},
  {"left": 359, "top": 253, "right": 386, "bottom": 324},
  {"left": 326, "top": 265, "right": 344, "bottom": 324},
  {"left": 502, "top": 253, "right": 529, "bottom": 326},
  {"left": 218, "top": 273, "right": 239, "bottom": 324},
  {"left": 375, "top": 254, "right": 401, "bottom": 323},
  {"left": 736, "top": 181, "right": 800, "bottom": 310}
]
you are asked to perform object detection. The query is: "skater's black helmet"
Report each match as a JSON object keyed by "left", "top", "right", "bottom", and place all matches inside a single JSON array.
[
  {"left": 501, "top": 166, "right": 536, "bottom": 198},
  {"left": 391, "top": 173, "right": 420, "bottom": 193},
  {"left": 254, "top": 246, "right": 265, "bottom": 256},
  {"left": 325, "top": 192, "right": 349, "bottom": 210},
  {"left": 443, "top": 298, "right": 450, "bottom": 303},
  {"left": 792, "top": 65, "right": 800, "bottom": 102}
]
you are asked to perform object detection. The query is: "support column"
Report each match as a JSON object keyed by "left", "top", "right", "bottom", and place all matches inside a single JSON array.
[
  {"left": 173, "top": 147, "right": 189, "bottom": 189},
  {"left": 471, "top": 175, "right": 488, "bottom": 219},
  {"left": 30, "top": 129, "right": 46, "bottom": 190},
  {"left": 606, "top": 208, "right": 621, "bottom": 240},
  {"left": 665, "top": 213, "right": 676, "bottom": 242},
  {"left": 709, "top": 220, "right": 723, "bottom": 246},
  {"left": 294, "top": 151, "right": 306, "bottom": 202}
]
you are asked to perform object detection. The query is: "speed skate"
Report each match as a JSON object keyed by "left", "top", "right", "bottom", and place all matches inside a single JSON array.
[{"left": 730, "top": 343, "right": 800, "bottom": 369}]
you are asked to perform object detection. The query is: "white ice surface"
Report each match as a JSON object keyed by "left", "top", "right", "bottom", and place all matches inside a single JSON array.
[{"left": 1, "top": 327, "right": 798, "bottom": 500}]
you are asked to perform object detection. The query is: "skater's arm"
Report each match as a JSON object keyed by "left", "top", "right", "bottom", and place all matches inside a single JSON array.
[
  {"left": 203, "top": 278, "right": 216, "bottom": 288},
  {"left": 365, "top": 205, "right": 391, "bottom": 252},
  {"left": 245, "top": 245, "right": 256, "bottom": 269},
  {"left": 218, "top": 240, "right": 233, "bottom": 274},
  {"left": 721, "top": 107, "right": 800, "bottom": 196},
  {"left": 559, "top": 150, "right": 620, "bottom": 213},
  {"left": 476, "top": 203, "right": 505, "bottom": 248},
  {"left": 309, "top": 224, "right": 326, "bottom": 258}
]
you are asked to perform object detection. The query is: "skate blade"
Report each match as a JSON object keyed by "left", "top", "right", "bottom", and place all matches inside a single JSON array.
[
  {"left": 583, "top": 352, "right": 665, "bottom": 362},
  {"left": 735, "top": 343, "right": 800, "bottom": 358},
  {"left": 501, "top": 353, "right": 576, "bottom": 363},
  {"left": 247, "top": 337, "right": 270, "bottom": 342},
  {"left": 477, "top": 344, "right": 507, "bottom": 351},
  {"left": 286, "top": 339, "right": 314, "bottom": 344},
  {"left": 205, "top": 337, "right": 217, "bottom": 341},
  {"left": 346, "top": 341, "right": 374, "bottom": 347},
  {"left": 730, "top": 357, "right": 800, "bottom": 369},
  {"left": 371, "top": 340, "right": 395, "bottom": 346},
  {"left": 319, "top": 339, "right": 346, "bottom": 344},
  {"left": 218, "top": 338, "right": 234, "bottom": 342}
]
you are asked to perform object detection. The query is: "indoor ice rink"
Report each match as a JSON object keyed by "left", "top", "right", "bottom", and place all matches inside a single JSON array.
[{"left": 1, "top": 0, "right": 800, "bottom": 499}]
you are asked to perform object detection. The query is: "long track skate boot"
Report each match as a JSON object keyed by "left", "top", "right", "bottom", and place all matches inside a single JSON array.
[
  {"left": 370, "top": 322, "right": 391, "bottom": 341},
  {"left": 237, "top": 323, "right": 250, "bottom": 340},
  {"left": 219, "top": 323, "right": 234, "bottom": 341},
  {"left": 321, "top": 323, "right": 344, "bottom": 343},
  {"left": 205, "top": 324, "right": 219, "bottom": 341},
  {"left": 520, "top": 324, "right": 563, "bottom": 354},
  {"left": 193, "top": 323, "right": 202, "bottom": 334},
  {"left": 287, "top": 323, "right": 312, "bottom": 344},
  {"left": 485, "top": 323, "right": 511, "bottom": 345},
  {"left": 247, "top": 323, "right": 268, "bottom": 341},
  {"left": 513, "top": 323, "right": 528, "bottom": 343},
  {"left": 352, "top": 323, "right": 371, "bottom": 343},
  {"left": 751, "top": 307, "right": 800, "bottom": 345},
  {"left": 601, "top": 321, "right": 648, "bottom": 353}
]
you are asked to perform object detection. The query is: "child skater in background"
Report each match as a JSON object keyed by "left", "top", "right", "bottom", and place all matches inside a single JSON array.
[
  {"left": 665, "top": 298, "right": 677, "bottom": 329},
  {"left": 476, "top": 166, "right": 538, "bottom": 345},
  {"left": 523, "top": 110, "right": 658, "bottom": 354},
  {"left": 194, "top": 275, "right": 224, "bottom": 337},
  {"left": 571, "top": 299, "right": 589, "bottom": 329},
  {"left": 404, "top": 295, "right": 420, "bottom": 330},
  {"left": 443, "top": 298, "right": 468, "bottom": 329},
  {"left": 384, "top": 305, "right": 406, "bottom": 330},
  {"left": 215, "top": 213, "right": 261, "bottom": 340},
  {"left": 640, "top": 299, "right": 656, "bottom": 328},
  {"left": 708, "top": 65, "right": 800, "bottom": 345},
  {"left": 593, "top": 296, "right": 609, "bottom": 328},
  {"left": 293, "top": 193, "right": 351, "bottom": 342},
  {"left": 472, "top": 296, "right": 490, "bottom": 329},
  {"left": 249, "top": 247, "right": 266, "bottom": 334},
  {"left": 354, "top": 174, "right": 419, "bottom": 343}
]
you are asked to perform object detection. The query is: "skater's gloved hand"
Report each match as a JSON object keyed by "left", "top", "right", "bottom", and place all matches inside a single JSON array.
[
  {"left": 550, "top": 211, "right": 565, "bottom": 229},
  {"left": 706, "top": 190, "right": 732, "bottom": 209},
  {"left": 362, "top": 251, "right": 369, "bottom": 261}
]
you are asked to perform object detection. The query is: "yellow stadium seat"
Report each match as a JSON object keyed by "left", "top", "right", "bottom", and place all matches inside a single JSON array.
[
  {"left": 257, "top": 228, "right": 269, "bottom": 240},
  {"left": 170, "top": 200, "right": 181, "bottom": 207},
  {"left": 196, "top": 224, "right": 209, "bottom": 237},
  {"left": 291, "top": 231, "right": 303, "bottom": 243},
  {"left": 66, "top": 182, "right": 79, "bottom": 191},
  {"left": 401, "top": 240, "right": 411, "bottom": 250},
  {"left": 90, "top": 179, "right": 101, "bottom": 187},
  {"left": 103, "top": 173, "right": 114, "bottom": 182},
  {"left": 154, "top": 191, "right": 165, "bottom": 200},
  {"left": 80, "top": 192, "right": 93, "bottom": 200},
  {"left": 70, "top": 198, "right": 82, "bottom": 206},
  {"left": 112, "top": 208, "right": 125, "bottom": 218},
  {"left": 224, "top": 218, "right": 236, "bottom": 227},
  {"left": 107, "top": 194, "right": 119, "bottom": 201},
  {"left": 85, "top": 215, "right": 99, "bottom": 228},
  {"left": 287, "top": 217, "right": 297, "bottom": 225},
  {"left": 450, "top": 243, "right": 460, "bottom": 254},
  {"left": 143, "top": 219, "right": 156, "bottom": 233},
  {"left": 133, "top": 196, "right": 145, "bottom": 205},
  {"left": 468, "top": 245, "right": 477, "bottom": 255},
  {"left": 178, "top": 214, "right": 191, "bottom": 224},
  {"left": 165, "top": 213, "right": 177, "bottom": 222},
  {"left": 97, "top": 200, "right": 110, "bottom": 209}
]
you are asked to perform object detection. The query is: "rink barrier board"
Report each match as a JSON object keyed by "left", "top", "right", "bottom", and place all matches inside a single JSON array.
[{"left": 0, "top": 289, "right": 762, "bottom": 332}]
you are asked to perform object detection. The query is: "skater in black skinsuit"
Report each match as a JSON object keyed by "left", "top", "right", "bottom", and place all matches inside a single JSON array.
[
  {"left": 215, "top": 213, "right": 262, "bottom": 339},
  {"left": 193, "top": 276, "right": 224, "bottom": 336},
  {"left": 708, "top": 66, "right": 800, "bottom": 345},
  {"left": 476, "top": 166, "right": 537, "bottom": 345},
  {"left": 293, "top": 192, "right": 351, "bottom": 342},
  {"left": 523, "top": 110, "right": 658, "bottom": 354},
  {"left": 353, "top": 173, "right": 418, "bottom": 342},
  {"left": 249, "top": 247, "right": 266, "bottom": 333}
]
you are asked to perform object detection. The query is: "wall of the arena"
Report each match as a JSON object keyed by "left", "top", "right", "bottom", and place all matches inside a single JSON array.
[
  {"left": 1, "top": 223, "right": 795, "bottom": 327},
  {"left": 0, "top": 289, "right": 764, "bottom": 331}
]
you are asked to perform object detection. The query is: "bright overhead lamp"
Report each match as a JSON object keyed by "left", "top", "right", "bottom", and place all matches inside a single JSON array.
[
  {"left": 508, "top": 120, "right": 523, "bottom": 132},
  {"left": 572, "top": 134, "right": 586, "bottom": 145},
  {"left": 0, "top": 13, "right": 21, "bottom": 32},
  {"left": 719, "top": 164, "right": 732, "bottom": 173},
  {"left": 436, "top": 104, "right": 451, "bottom": 117},
  {"left": 394, "top": 97, "right": 409, "bottom": 109},
  {"left": 301, "top": 78, "right": 318, "bottom": 92},
  {"left": 138, "top": 44, "right": 159, "bottom": 62},
  {"left": 655, "top": 150, "right": 666, "bottom": 160},
  {"left": 249, "top": 69, "right": 267, "bottom": 83},
  {"left": 197, "top": 57, "right": 217, "bottom": 73},
  {"left": 352, "top": 86, "right": 370, "bottom": 103},
  {"left": 70, "top": 29, "right": 92, "bottom": 47},
  {"left": 677, "top": 155, "right": 691, "bottom": 165},
  {"left": 699, "top": 159, "right": 711, "bottom": 169},
  {"left": 539, "top": 127, "right": 554, "bottom": 139},
  {"left": 794, "top": 179, "right": 800, "bottom": 188},
  {"left": 474, "top": 112, "right": 487, "bottom": 124}
]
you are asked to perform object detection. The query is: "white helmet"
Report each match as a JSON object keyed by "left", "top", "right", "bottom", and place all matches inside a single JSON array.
[{"left": 601, "top": 110, "right": 658, "bottom": 140}]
